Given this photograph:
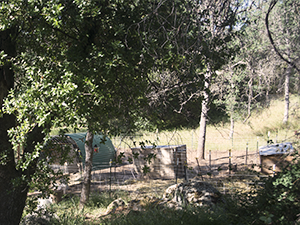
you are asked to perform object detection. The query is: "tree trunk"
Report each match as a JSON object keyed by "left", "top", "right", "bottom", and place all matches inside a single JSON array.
[
  {"left": 283, "top": 65, "right": 291, "bottom": 124},
  {"left": 197, "top": 71, "right": 211, "bottom": 159},
  {"left": 229, "top": 113, "right": 234, "bottom": 140},
  {"left": 79, "top": 130, "right": 94, "bottom": 209},
  {"left": 0, "top": 112, "right": 29, "bottom": 225},
  {"left": 0, "top": 29, "right": 15, "bottom": 106},
  {"left": 247, "top": 77, "right": 253, "bottom": 118},
  {"left": 0, "top": 28, "right": 29, "bottom": 225},
  {"left": 0, "top": 28, "right": 48, "bottom": 225}
]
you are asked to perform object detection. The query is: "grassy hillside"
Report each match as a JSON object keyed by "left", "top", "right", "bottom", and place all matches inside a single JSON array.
[
  {"left": 113, "top": 94, "right": 300, "bottom": 154},
  {"left": 51, "top": 95, "right": 300, "bottom": 154},
  {"left": 205, "top": 94, "right": 300, "bottom": 151}
]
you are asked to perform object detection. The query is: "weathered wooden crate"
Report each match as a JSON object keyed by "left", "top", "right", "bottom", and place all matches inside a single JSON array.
[
  {"left": 131, "top": 145, "right": 187, "bottom": 179},
  {"left": 259, "top": 142, "right": 294, "bottom": 174}
]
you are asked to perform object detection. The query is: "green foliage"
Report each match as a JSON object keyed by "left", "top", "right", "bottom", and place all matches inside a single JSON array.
[
  {"left": 253, "top": 154, "right": 300, "bottom": 224},
  {"left": 132, "top": 152, "right": 139, "bottom": 159},
  {"left": 21, "top": 147, "right": 300, "bottom": 224},
  {"left": 142, "top": 0, "right": 240, "bottom": 131},
  {"left": 139, "top": 142, "right": 157, "bottom": 176},
  {"left": 53, "top": 212, "right": 86, "bottom": 225},
  {"left": 101, "top": 205, "right": 231, "bottom": 225},
  {"left": 4, "top": 0, "right": 300, "bottom": 223},
  {"left": 86, "top": 193, "right": 114, "bottom": 209},
  {"left": 114, "top": 152, "right": 125, "bottom": 165},
  {"left": 35, "top": 190, "right": 235, "bottom": 225},
  {"left": 227, "top": 149, "right": 300, "bottom": 225},
  {"left": 143, "top": 153, "right": 156, "bottom": 165},
  {"left": 1, "top": 1, "right": 154, "bottom": 219}
]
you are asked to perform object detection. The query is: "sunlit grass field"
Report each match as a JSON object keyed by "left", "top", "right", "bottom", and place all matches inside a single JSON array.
[
  {"left": 113, "top": 95, "right": 300, "bottom": 153},
  {"left": 51, "top": 94, "right": 300, "bottom": 154}
]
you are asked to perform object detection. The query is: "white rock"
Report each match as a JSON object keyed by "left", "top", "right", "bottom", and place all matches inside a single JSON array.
[{"left": 37, "top": 197, "right": 53, "bottom": 210}]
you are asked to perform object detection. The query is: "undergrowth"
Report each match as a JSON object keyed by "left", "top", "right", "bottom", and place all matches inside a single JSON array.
[{"left": 100, "top": 206, "right": 232, "bottom": 225}]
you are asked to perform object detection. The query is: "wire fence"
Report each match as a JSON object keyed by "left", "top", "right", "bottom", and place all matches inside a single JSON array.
[
  {"left": 63, "top": 157, "right": 267, "bottom": 199},
  {"left": 110, "top": 129, "right": 298, "bottom": 166},
  {"left": 62, "top": 148, "right": 261, "bottom": 197},
  {"left": 62, "top": 129, "right": 298, "bottom": 198},
  {"left": 111, "top": 129, "right": 297, "bottom": 153}
]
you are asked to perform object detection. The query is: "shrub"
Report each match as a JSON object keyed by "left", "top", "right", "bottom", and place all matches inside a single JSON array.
[{"left": 237, "top": 150, "right": 300, "bottom": 224}]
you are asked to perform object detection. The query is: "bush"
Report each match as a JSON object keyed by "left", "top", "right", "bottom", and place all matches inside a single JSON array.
[{"left": 235, "top": 150, "right": 300, "bottom": 225}]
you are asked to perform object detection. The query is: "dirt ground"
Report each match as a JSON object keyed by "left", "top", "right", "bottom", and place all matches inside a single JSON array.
[
  {"left": 187, "top": 149, "right": 261, "bottom": 175},
  {"left": 64, "top": 148, "right": 261, "bottom": 199},
  {"left": 117, "top": 148, "right": 261, "bottom": 177}
]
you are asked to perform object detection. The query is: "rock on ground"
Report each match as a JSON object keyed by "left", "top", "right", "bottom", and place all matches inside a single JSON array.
[
  {"left": 102, "top": 180, "right": 223, "bottom": 217},
  {"left": 104, "top": 198, "right": 126, "bottom": 215},
  {"left": 162, "top": 181, "right": 222, "bottom": 209},
  {"left": 21, "top": 209, "right": 59, "bottom": 225}
]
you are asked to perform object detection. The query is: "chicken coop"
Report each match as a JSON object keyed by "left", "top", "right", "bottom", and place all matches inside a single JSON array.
[{"left": 259, "top": 142, "right": 294, "bottom": 174}]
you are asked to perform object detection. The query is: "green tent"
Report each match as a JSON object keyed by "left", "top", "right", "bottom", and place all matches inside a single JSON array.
[{"left": 66, "top": 133, "right": 116, "bottom": 171}]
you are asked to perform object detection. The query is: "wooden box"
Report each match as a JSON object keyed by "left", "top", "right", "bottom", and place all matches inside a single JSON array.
[{"left": 259, "top": 142, "right": 294, "bottom": 174}]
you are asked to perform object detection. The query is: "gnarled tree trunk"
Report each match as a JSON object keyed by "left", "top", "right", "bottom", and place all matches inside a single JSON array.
[
  {"left": 0, "top": 28, "right": 28, "bottom": 225},
  {"left": 0, "top": 28, "right": 48, "bottom": 225},
  {"left": 0, "top": 112, "right": 28, "bottom": 225},
  {"left": 79, "top": 130, "right": 94, "bottom": 209}
]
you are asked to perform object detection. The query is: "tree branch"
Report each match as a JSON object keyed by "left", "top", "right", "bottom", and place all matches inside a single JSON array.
[{"left": 265, "top": 0, "right": 300, "bottom": 73}]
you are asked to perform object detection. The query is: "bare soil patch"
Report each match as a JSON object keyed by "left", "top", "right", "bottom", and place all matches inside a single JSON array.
[{"left": 64, "top": 149, "right": 261, "bottom": 199}]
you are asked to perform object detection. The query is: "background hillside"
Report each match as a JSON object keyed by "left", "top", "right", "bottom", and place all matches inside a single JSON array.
[{"left": 112, "top": 94, "right": 300, "bottom": 157}]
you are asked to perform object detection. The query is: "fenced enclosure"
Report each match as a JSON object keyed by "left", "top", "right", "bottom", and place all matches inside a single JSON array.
[
  {"left": 64, "top": 151, "right": 265, "bottom": 199},
  {"left": 63, "top": 147, "right": 269, "bottom": 198},
  {"left": 61, "top": 128, "right": 299, "bottom": 198}
]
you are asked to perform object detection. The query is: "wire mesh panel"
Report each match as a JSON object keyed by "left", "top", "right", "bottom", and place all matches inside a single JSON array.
[{"left": 131, "top": 145, "right": 187, "bottom": 179}]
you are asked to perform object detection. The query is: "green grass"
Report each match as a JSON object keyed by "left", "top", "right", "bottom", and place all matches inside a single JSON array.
[
  {"left": 30, "top": 191, "right": 236, "bottom": 225},
  {"left": 41, "top": 191, "right": 132, "bottom": 224},
  {"left": 25, "top": 164, "right": 300, "bottom": 225},
  {"left": 100, "top": 206, "right": 232, "bottom": 225}
]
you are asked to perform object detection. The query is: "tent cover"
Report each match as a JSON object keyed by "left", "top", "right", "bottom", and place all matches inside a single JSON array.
[{"left": 66, "top": 133, "right": 116, "bottom": 171}]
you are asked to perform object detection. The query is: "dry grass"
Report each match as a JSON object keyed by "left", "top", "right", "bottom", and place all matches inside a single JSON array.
[
  {"left": 50, "top": 94, "right": 300, "bottom": 157},
  {"left": 112, "top": 94, "right": 300, "bottom": 159}
]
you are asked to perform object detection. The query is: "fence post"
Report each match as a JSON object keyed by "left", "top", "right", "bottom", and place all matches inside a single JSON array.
[
  {"left": 209, "top": 150, "right": 211, "bottom": 172},
  {"left": 109, "top": 159, "right": 112, "bottom": 196},
  {"left": 229, "top": 149, "right": 232, "bottom": 175},
  {"left": 195, "top": 157, "right": 203, "bottom": 180},
  {"left": 245, "top": 142, "right": 248, "bottom": 165},
  {"left": 176, "top": 158, "right": 179, "bottom": 184},
  {"left": 184, "top": 160, "right": 187, "bottom": 181}
]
